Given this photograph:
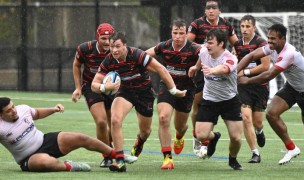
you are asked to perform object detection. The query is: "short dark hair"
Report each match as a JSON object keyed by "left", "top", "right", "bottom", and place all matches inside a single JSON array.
[
  {"left": 172, "top": 18, "right": 187, "bottom": 32},
  {"left": 240, "top": 15, "right": 256, "bottom": 26},
  {"left": 0, "top": 97, "right": 11, "bottom": 113},
  {"left": 268, "top": 24, "right": 287, "bottom": 39},
  {"left": 205, "top": 0, "right": 221, "bottom": 9},
  {"left": 206, "top": 28, "right": 227, "bottom": 48},
  {"left": 110, "top": 31, "right": 127, "bottom": 44}
]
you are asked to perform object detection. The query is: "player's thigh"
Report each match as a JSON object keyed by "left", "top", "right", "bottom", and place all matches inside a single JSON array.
[
  {"left": 111, "top": 97, "right": 133, "bottom": 121},
  {"left": 225, "top": 120, "right": 243, "bottom": 140},
  {"left": 267, "top": 95, "right": 290, "bottom": 117},
  {"left": 195, "top": 121, "right": 213, "bottom": 138},
  {"left": 90, "top": 102, "right": 107, "bottom": 122},
  {"left": 57, "top": 132, "right": 90, "bottom": 154}
]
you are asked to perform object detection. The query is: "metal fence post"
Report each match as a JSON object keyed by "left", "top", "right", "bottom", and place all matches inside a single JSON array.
[{"left": 20, "top": 0, "right": 28, "bottom": 91}]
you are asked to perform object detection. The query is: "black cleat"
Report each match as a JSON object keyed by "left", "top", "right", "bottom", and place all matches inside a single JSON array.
[
  {"left": 207, "top": 132, "right": 221, "bottom": 158},
  {"left": 248, "top": 153, "right": 261, "bottom": 163},
  {"left": 109, "top": 160, "right": 126, "bottom": 172},
  {"left": 100, "top": 157, "right": 113, "bottom": 168},
  {"left": 131, "top": 135, "right": 144, "bottom": 157},
  {"left": 256, "top": 131, "right": 265, "bottom": 148},
  {"left": 229, "top": 158, "right": 243, "bottom": 170}
]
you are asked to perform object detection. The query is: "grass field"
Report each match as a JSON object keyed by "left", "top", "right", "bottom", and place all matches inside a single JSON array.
[{"left": 0, "top": 90, "right": 303, "bottom": 180}]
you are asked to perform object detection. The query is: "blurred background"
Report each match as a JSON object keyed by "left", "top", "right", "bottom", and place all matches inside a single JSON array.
[{"left": 0, "top": 0, "right": 303, "bottom": 92}]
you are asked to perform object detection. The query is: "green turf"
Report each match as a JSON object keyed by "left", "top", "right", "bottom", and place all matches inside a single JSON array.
[{"left": 0, "top": 91, "right": 303, "bottom": 179}]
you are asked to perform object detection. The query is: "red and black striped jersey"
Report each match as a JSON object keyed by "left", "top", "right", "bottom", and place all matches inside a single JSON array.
[
  {"left": 234, "top": 34, "right": 268, "bottom": 86},
  {"left": 75, "top": 40, "right": 109, "bottom": 85},
  {"left": 188, "top": 16, "right": 235, "bottom": 44},
  {"left": 98, "top": 47, "right": 152, "bottom": 90},
  {"left": 234, "top": 34, "right": 267, "bottom": 66},
  {"left": 154, "top": 39, "right": 201, "bottom": 88}
]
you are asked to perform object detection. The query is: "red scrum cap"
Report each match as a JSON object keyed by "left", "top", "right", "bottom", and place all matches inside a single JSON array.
[{"left": 96, "top": 23, "right": 114, "bottom": 39}]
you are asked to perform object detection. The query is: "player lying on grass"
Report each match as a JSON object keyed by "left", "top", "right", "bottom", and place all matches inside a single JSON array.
[{"left": 0, "top": 97, "right": 137, "bottom": 172}]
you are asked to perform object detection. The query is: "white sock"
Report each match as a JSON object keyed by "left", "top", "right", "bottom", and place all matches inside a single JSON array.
[
  {"left": 252, "top": 149, "right": 260, "bottom": 156},
  {"left": 255, "top": 129, "right": 263, "bottom": 134}
]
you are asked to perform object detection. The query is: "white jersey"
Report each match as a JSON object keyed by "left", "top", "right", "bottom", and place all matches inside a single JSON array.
[
  {"left": 199, "top": 48, "right": 238, "bottom": 102},
  {"left": 263, "top": 43, "right": 304, "bottom": 92},
  {"left": 0, "top": 105, "right": 44, "bottom": 164}
]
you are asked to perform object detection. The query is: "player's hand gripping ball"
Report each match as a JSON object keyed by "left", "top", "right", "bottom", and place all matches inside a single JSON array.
[{"left": 103, "top": 71, "right": 121, "bottom": 95}]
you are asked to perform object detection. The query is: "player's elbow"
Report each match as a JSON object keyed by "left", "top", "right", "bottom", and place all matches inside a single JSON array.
[{"left": 91, "top": 83, "right": 99, "bottom": 93}]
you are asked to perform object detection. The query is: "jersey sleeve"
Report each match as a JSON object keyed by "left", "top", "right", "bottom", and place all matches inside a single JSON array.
[
  {"left": 98, "top": 55, "right": 111, "bottom": 76},
  {"left": 75, "top": 41, "right": 95, "bottom": 64},
  {"left": 274, "top": 52, "right": 294, "bottom": 71},
  {"left": 19, "top": 105, "right": 36, "bottom": 119},
  {"left": 188, "top": 19, "right": 199, "bottom": 35},
  {"left": 135, "top": 48, "right": 153, "bottom": 68},
  {"left": 30, "top": 107, "right": 36, "bottom": 118},
  {"left": 223, "top": 53, "right": 238, "bottom": 73},
  {"left": 154, "top": 42, "right": 165, "bottom": 56},
  {"left": 75, "top": 44, "right": 86, "bottom": 64},
  {"left": 199, "top": 47, "right": 209, "bottom": 65}
]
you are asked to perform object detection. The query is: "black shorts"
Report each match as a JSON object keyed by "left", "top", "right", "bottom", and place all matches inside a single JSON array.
[
  {"left": 82, "top": 83, "right": 114, "bottom": 110},
  {"left": 157, "top": 82, "right": 195, "bottom": 113},
  {"left": 194, "top": 71, "right": 205, "bottom": 93},
  {"left": 116, "top": 87, "right": 155, "bottom": 117},
  {"left": 20, "top": 132, "right": 64, "bottom": 171},
  {"left": 238, "top": 84, "right": 269, "bottom": 111},
  {"left": 276, "top": 82, "right": 304, "bottom": 115},
  {"left": 196, "top": 96, "right": 242, "bottom": 125}
]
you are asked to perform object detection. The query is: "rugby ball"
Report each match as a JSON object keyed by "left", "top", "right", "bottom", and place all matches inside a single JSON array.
[{"left": 103, "top": 71, "right": 121, "bottom": 95}]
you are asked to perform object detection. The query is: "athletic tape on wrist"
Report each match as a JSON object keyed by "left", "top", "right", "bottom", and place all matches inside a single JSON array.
[
  {"left": 243, "top": 69, "right": 251, "bottom": 76},
  {"left": 99, "top": 84, "right": 106, "bottom": 93},
  {"left": 169, "top": 87, "right": 177, "bottom": 95}
]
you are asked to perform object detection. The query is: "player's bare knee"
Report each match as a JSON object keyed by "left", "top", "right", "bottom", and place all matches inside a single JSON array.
[
  {"left": 159, "top": 114, "right": 170, "bottom": 127},
  {"left": 229, "top": 134, "right": 242, "bottom": 144},
  {"left": 95, "top": 119, "right": 108, "bottom": 129},
  {"left": 140, "top": 127, "right": 152, "bottom": 138},
  {"left": 266, "top": 110, "right": 277, "bottom": 122},
  {"left": 28, "top": 154, "right": 55, "bottom": 171},
  {"left": 111, "top": 115, "right": 122, "bottom": 127}
]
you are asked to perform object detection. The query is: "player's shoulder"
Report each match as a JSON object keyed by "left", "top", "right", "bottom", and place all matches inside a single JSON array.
[
  {"left": 159, "top": 39, "right": 172, "bottom": 48},
  {"left": 219, "top": 16, "right": 232, "bottom": 26},
  {"left": 78, "top": 40, "right": 97, "bottom": 53},
  {"left": 188, "top": 40, "right": 201, "bottom": 51},
  {"left": 199, "top": 46, "right": 209, "bottom": 56},
  {"left": 16, "top": 104, "right": 33, "bottom": 113},
  {"left": 128, "top": 46, "right": 145, "bottom": 57},
  {"left": 16, "top": 104, "right": 31, "bottom": 109},
  {"left": 254, "top": 35, "right": 267, "bottom": 44},
  {"left": 191, "top": 16, "right": 205, "bottom": 25},
  {"left": 234, "top": 38, "right": 243, "bottom": 47},
  {"left": 224, "top": 50, "right": 237, "bottom": 59}
]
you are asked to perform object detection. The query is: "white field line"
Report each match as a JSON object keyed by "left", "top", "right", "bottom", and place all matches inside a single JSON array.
[{"left": 12, "top": 96, "right": 79, "bottom": 102}]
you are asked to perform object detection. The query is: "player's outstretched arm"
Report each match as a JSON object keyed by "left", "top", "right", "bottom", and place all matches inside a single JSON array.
[
  {"left": 91, "top": 72, "right": 104, "bottom": 93},
  {"left": 72, "top": 58, "right": 82, "bottom": 103},
  {"left": 33, "top": 104, "right": 64, "bottom": 120},
  {"left": 237, "top": 47, "right": 266, "bottom": 73},
  {"left": 146, "top": 58, "right": 187, "bottom": 97}
]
